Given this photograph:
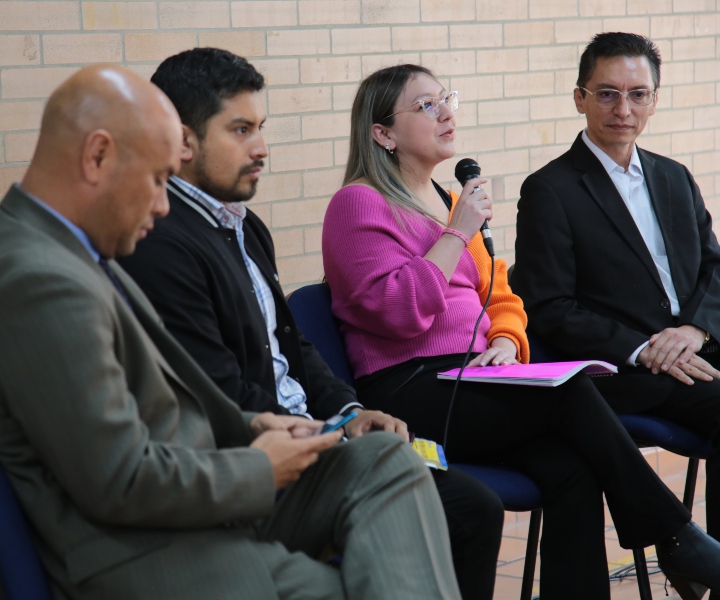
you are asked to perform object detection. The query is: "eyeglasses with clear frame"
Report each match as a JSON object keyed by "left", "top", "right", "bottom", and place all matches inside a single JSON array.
[
  {"left": 579, "top": 87, "right": 657, "bottom": 108},
  {"left": 384, "top": 91, "right": 459, "bottom": 121}
]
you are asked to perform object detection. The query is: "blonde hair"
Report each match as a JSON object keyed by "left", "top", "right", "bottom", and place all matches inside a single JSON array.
[{"left": 344, "top": 64, "right": 441, "bottom": 225}]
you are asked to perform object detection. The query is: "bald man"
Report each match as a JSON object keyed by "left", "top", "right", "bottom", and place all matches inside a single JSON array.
[{"left": 0, "top": 66, "right": 461, "bottom": 600}]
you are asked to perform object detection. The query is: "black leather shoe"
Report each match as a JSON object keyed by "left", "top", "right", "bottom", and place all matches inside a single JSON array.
[{"left": 656, "top": 522, "right": 720, "bottom": 600}]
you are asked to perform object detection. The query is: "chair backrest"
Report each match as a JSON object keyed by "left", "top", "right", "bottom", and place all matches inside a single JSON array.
[
  {"left": 288, "top": 283, "right": 545, "bottom": 512},
  {"left": 0, "top": 467, "right": 53, "bottom": 600},
  {"left": 286, "top": 283, "right": 355, "bottom": 386},
  {"left": 526, "top": 328, "right": 571, "bottom": 363}
]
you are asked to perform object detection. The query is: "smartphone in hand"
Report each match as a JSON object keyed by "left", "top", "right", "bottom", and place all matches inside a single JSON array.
[{"left": 320, "top": 411, "right": 358, "bottom": 434}]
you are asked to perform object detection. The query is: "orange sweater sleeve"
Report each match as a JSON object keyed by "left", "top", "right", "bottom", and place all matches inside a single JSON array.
[{"left": 448, "top": 191, "right": 530, "bottom": 363}]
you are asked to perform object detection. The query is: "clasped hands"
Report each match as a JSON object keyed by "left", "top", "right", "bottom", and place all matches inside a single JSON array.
[
  {"left": 249, "top": 410, "right": 408, "bottom": 489},
  {"left": 638, "top": 324, "right": 720, "bottom": 385}
]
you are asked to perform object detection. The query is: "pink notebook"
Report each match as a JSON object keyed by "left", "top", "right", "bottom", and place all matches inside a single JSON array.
[{"left": 438, "top": 361, "right": 617, "bottom": 387}]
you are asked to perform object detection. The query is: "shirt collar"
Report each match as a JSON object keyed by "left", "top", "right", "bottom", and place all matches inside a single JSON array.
[
  {"left": 169, "top": 176, "right": 247, "bottom": 227},
  {"left": 582, "top": 129, "right": 644, "bottom": 179},
  {"left": 23, "top": 186, "right": 100, "bottom": 262}
]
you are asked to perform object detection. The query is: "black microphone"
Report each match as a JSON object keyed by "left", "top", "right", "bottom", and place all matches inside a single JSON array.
[{"left": 454, "top": 158, "right": 494, "bottom": 257}]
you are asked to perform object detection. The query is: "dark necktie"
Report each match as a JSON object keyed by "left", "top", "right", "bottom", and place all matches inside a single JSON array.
[{"left": 98, "top": 258, "right": 133, "bottom": 310}]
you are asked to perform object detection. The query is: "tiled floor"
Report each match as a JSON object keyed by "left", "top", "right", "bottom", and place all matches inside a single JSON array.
[{"left": 494, "top": 447, "right": 704, "bottom": 599}]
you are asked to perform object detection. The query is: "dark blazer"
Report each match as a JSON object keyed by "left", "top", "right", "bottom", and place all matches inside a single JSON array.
[
  {"left": 513, "top": 133, "right": 720, "bottom": 409},
  {"left": 0, "top": 185, "right": 277, "bottom": 598},
  {"left": 119, "top": 181, "right": 359, "bottom": 420}
]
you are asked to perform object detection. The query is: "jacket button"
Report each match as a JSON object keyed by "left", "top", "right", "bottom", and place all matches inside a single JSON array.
[
  {"left": 284, "top": 326, "right": 291, "bottom": 333},
  {"left": 265, "top": 344, "right": 270, "bottom": 350},
  {"left": 660, "top": 299, "right": 670, "bottom": 309}
]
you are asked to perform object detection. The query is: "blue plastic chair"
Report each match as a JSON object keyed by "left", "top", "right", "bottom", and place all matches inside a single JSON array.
[
  {"left": 526, "top": 326, "right": 714, "bottom": 600},
  {"left": 0, "top": 467, "right": 53, "bottom": 600},
  {"left": 287, "top": 282, "right": 543, "bottom": 600},
  {"left": 615, "top": 415, "right": 712, "bottom": 599}
]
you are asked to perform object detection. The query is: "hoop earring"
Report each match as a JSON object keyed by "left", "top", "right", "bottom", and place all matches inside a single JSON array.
[{"left": 385, "top": 143, "right": 394, "bottom": 155}]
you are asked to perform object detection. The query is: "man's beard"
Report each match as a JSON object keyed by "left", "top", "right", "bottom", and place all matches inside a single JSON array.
[{"left": 194, "top": 153, "right": 263, "bottom": 203}]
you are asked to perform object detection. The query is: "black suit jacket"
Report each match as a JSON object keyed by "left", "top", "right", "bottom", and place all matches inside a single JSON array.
[
  {"left": 119, "top": 181, "right": 359, "bottom": 420},
  {"left": 513, "top": 133, "right": 720, "bottom": 409}
]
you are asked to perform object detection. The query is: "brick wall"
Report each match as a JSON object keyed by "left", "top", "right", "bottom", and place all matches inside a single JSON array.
[{"left": 1, "top": 0, "right": 719, "bottom": 290}]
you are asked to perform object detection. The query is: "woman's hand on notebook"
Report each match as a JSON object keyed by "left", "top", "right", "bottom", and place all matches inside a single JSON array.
[{"left": 469, "top": 337, "right": 519, "bottom": 367}]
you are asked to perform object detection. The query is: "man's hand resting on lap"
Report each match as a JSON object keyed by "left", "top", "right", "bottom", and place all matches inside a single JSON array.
[
  {"left": 643, "top": 325, "right": 705, "bottom": 374},
  {"left": 638, "top": 327, "right": 720, "bottom": 385},
  {"left": 344, "top": 410, "right": 409, "bottom": 442}
]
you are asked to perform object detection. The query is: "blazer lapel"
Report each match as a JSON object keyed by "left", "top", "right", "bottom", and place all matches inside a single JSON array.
[
  {"left": 2, "top": 187, "right": 199, "bottom": 399},
  {"left": 112, "top": 263, "right": 200, "bottom": 398},
  {"left": 639, "top": 148, "right": 676, "bottom": 270},
  {"left": 572, "top": 137, "right": 665, "bottom": 292}
]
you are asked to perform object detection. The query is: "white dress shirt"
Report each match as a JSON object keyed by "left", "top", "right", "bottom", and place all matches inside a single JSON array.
[{"left": 581, "top": 130, "right": 680, "bottom": 365}]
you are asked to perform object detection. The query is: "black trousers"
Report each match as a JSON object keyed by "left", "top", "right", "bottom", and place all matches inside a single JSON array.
[
  {"left": 431, "top": 467, "right": 504, "bottom": 600},
  {"left": 357, "top": 355, "right": 691, "bottom": 600},
  {"left": 593, "top": 364, "right": 720, "bottom": 600}
]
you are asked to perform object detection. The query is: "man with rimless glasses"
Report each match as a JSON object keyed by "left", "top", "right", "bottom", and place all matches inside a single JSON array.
[{"left": 514, "top": 31, "right": 720, "bottom": 579}]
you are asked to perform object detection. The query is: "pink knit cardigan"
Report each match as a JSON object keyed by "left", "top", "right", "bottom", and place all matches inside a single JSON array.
[{"left": 322, "top": 184, "right": 493, "bottom": 378}]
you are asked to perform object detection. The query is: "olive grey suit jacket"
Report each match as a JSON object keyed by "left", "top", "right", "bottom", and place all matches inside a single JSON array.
[
  {"left": 0, "top": 185, "right": 462, "bottom": 600},
  {"left": 0, "top": 185, "right": 277, "bottom": 596}
]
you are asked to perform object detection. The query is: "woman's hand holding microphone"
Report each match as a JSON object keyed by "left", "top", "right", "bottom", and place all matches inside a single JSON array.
[
  {"left": 446, "top": 177, "right": 492, "bottom": 242},
  {"left": 426, "top": 176, "right": 493, "bottom": 281}
]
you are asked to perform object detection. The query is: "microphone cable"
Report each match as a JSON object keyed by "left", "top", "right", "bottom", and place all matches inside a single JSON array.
[{"left": 442, "top": 255, "right": 495, "bottom": 452}]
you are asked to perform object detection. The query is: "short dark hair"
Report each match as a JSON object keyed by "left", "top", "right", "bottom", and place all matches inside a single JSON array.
[
  {"left": 577, "top": 32, "right": 661, "bottom": 95},
  {"left": 151, "top": 47, "right": 264, "bottom": 139}
]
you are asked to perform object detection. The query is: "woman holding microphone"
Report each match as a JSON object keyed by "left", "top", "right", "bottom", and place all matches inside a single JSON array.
[{"left": 321, "top": 64, "right": 720, "bottom": 600}]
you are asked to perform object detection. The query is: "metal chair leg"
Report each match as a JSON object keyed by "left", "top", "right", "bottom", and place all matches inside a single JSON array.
[
  {"left": 682, "top": 457, "right": 700, "bottom": 511},
  {"left": 633, "top": 548, "right": 653, "bottom": 600},
  {"left": 520, "top": 509, "right": 542, "bottom": 600}
]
